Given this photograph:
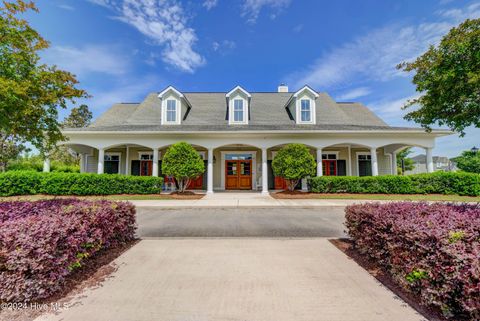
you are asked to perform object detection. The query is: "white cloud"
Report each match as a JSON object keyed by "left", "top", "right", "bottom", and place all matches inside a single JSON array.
[
  {"left": 241, "top": 0, "right": 291, "bottom": 23},
  {"left": 42, "top": 44, "right": 129, "bottom": 77},
  {"left": 87, "top": 0, "right": 205, "bottom": 73},
  {"left": 58, "top": 4, "right": 75, "bottom": 11},
  {"left": 203, "top": 0, "right": 218, "bottom": 10},
  {"left": 336, "top": 87, "right": 371, "bottom": 101},
  {"left": 367, "top": 94, "right": 420, "bottom": 125},
  {"left": 288, "top": 3, "right": 480, "bottom": 89},
  {"left": 212, "top": 40, "right": 236, "bottom": 54}
]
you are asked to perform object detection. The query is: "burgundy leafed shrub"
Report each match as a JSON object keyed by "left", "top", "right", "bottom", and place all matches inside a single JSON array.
[
  {"left": 345, "top": 202, "right": 480, "bottom": 320},
  {"left": 0, "top": 199, "right": 136, "bottom": 302}
]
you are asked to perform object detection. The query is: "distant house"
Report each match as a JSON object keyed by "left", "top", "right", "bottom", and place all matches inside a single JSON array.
[{"left": 406, "top": 154, "right": 457, "bottom": 174}]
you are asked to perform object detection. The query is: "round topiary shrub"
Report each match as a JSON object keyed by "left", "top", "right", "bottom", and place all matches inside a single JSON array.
[
  {"left": 272, "top": 143, "right": 316, "bottom": 191},
  {"left": 161, "top": 142, "right": 205, "bottom": 193}
]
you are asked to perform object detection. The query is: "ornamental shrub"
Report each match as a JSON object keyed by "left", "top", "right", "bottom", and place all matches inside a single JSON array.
[
  {"left": 272, "top": 144, "right": 316, "bottom": 191},
  {"left": 0, "top": 171, "right": 163, "bottom": 196},
  {"left": 345, "top": 202, "right": 480, "bottom": 320},
  {"left": 0, "top": 199, "right": 136, "bottom": 302},
  {"left": 162, "top": 142, "right": 204, "bottom": 193},
  {"left": 308, "top": 171, "right": 480, "bottom": 196}
]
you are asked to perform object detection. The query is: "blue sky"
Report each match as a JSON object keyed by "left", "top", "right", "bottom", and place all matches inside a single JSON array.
[{"left": 26, "top": 0, "right": 480, "bottom": 157}]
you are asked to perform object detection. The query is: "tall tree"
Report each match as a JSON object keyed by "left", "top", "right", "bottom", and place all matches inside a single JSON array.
[
  {"left": 62, "top": 104, "right": 92, "bottom": 128},
  {"left": 50, "top": 105, "right": 93, "bottom": 165},
  {"left": 0, "top": 0, "right": 88, "bottom": 161},
  {"left": 397, "top": 19, "right": 480, "bottom": 135},
  {"left": 0, "top": 132, "right": 27, "bottom": 172}
]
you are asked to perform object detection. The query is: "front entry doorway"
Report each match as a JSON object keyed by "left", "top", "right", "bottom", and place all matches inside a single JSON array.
[{"left": 225, "top": 160, "right": 252, "bottom": 190}]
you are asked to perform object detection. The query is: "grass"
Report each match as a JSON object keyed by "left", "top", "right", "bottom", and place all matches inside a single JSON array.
[
  {"left": 0, "top": 194, "right": 176, "bottom": 201},
  {"left": 274, "top": 193, "right": 480, "bottom": 202},
  {"left": 1, "top": 193, "right": 479, "bottom": 202}
]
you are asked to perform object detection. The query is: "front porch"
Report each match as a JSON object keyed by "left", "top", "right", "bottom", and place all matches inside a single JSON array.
[{"left": 58, "top": 132, "right": 438, "bottom": 193}]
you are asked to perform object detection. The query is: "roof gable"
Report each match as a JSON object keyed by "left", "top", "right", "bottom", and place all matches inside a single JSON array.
[{"left": 226, "top": 85, "right": 251, "bottom": 98}]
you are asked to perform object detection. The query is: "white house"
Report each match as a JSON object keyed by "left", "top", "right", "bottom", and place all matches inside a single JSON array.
[
  {"left": 59, "top": 84, "right": 451, "bottom": 193},
  {"left": 406, "top": 154, "right": 457, "bottom": 174}
]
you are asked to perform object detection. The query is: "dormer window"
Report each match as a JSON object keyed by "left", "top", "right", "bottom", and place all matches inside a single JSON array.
[
  {"left": 159, "top": 85, "right": 190, "bottom": 125},
  {"left": 233, "top": 99, "right": 245, "bottom": 122},
  {"left": 166, "top": 99, "right": 177, "bottom": 122},
  {"left": 226, "top": 85, "right": 250, "bottom": 125},
  {"left": 284, "top": 85, "right": 318, "bottom": 125},
  {"left": 300, "top": 99, "right": 311, "bottom": 122}
]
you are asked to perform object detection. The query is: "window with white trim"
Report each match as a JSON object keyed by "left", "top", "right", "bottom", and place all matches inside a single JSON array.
[
  {"left": 139, "top": 152, "right": 154, "bottom": 160},
  {"left": 104, "top": 153, "right": 121, "bottom": 174},
  {"left": 166, "top": 99, "right": 177, "bottom": 123},
  {"left": 233, "top": 99, "right": 244, "bottom": 122},
  {"left": 300, "top": 99, "right": 311, "bottom": 122}
]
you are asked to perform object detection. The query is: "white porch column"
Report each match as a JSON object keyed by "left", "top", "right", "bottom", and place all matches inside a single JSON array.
[
  {"left": 152, "top": 148, "right": 159, "bottom": 176},
  {"left": 316, "top": 148, "right": 323, "bottom": 176},
  {"left": 125, "top": 145, "right": 130, "bottom": 175},
  {"left": 79, "top": 154, "right": 84, "bottom": 173},
  {"left": 262, "top": 148, "right": 268, "bottom": 194},
  {"left": 42, "top": 158, "right": 50, "bottom": 173},
  {"left": 392, "top": 153, "right": 397, "bottom": 175},
  {"left": 347, "top": 146, "right": 352, "bottom": 176},
  {"left": 207, "top": 148, "right": 214, "bottom": 194},
  {"left": 97, "top": 148, "right": 104, "bottom": 174},
  {"left": 370, "top": 147, "right": 378, "bottom": 176},
  {"left": 426, "top": 147, "right": 434, "bottom": 173}
]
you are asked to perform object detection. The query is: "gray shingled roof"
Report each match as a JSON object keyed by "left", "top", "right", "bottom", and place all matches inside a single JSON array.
[{"left": 73, "top": 91, "right": 430, "bottom": 132}]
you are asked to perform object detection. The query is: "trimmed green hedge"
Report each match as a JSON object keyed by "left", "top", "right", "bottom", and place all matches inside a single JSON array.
[
  {"left": 308, "top": 172, "right": 480, "bottom": 196},
  {"left": 0, "top": 171, "right": 163, "bottom": 196}
]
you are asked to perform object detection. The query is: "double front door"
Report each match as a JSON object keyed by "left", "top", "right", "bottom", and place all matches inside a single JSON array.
[{"left": 225, "top": 160, "right": 252, "bottom": 189}]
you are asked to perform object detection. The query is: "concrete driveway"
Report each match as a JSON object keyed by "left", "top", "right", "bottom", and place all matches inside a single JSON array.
[
  {"left": 136, "top": 207, "right": 347, "bottom": 238},
  {"left": 36, "top": 239, "right": 423, "bottom": 321}
]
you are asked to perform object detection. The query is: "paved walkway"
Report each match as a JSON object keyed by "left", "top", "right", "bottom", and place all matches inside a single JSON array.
[
  {"left": 36, "top": 239, "right": 424, "bottom": 321},
  {"left": 129, "top": 192, "right": 387, "bottom": 208},
  {"left": 137, "top": 207, "right": 347, "bottom": 238}
]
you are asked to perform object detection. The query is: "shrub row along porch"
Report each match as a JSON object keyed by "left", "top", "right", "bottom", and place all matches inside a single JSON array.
[{"left": 57, "top": 134, "right": 441, "bottom": 193}]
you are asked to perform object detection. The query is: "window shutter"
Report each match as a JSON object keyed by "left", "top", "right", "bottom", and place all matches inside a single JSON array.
[
  {"left": 337, "top": 160, "right": 347, "bottom": 176},
  {"left": 267, "top": 160, "right": 274, "bottom": 189},
  {"left": 131, "top": 160, "right": 140, "bottom": 176}
]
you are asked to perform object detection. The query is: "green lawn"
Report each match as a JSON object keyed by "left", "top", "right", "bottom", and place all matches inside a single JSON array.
[
  {"left": 297, "top": 193, "right": 480, "bottom": 202},
  {"left": 0, "top": 194, "right": 175, "bottom": 201},
  {"left": 1, "top": 193, "right": 479, "bottom": 202}
]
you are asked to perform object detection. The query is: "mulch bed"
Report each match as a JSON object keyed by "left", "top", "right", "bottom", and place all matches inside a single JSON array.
[
  {"left": 168, "top": 191, "right": 205, "bottom": 199},
  {"left": 330, "top": 238, "right": 448, "bottom": 321},
  {"left": 271, "top": 191, "right": 319, "bottom": 198},
  {"left": 0, "top": 240, "right": 139, "bottom": 321}
]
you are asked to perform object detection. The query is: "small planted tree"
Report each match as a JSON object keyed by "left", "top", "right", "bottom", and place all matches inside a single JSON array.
[
  {"left": 161, "top": 142, "right": 205, "bottom": 193},
  {"left": 272, "top": 143, "right": 316, "bottom": 192},
  {"left": 454, "top": 150, "right": 480, "bottom": 173}
]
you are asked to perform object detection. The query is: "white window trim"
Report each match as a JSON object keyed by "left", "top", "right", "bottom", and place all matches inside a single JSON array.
[
  {"left": 356, "top": 151, "right": 372, "bottom": 177},
  {"left": 295, "top": 96, "right": 316, "bottom": 124},
  {"left": 321, "top": 151, "right": 340, "bottom": 159},
  {"left": 228, "top": 95, "right": 248, "bottom": 125},
  {"left": 161, "top": 97, "right": 181, "bottom": 125},
  {"left": 220, "top": 151, "right": 257, "bottom": 190},
  {"left": 104, "top": 152, "right": 121, "bottom": 174},
  {"left": 138, "top": 151, "right": 161, "bottom": 160}
]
